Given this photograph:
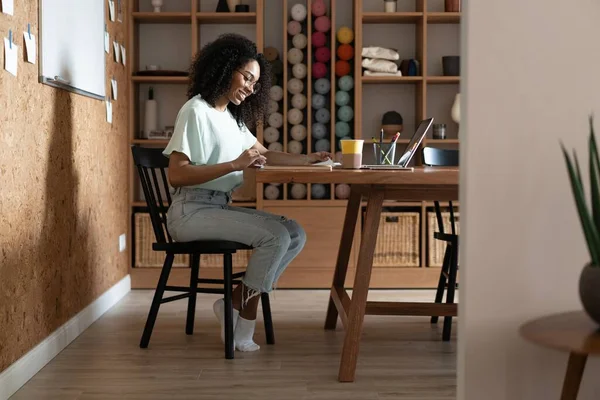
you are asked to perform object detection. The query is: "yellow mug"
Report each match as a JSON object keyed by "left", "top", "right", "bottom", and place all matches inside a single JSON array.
[{"left": 340, "top": 139, "right": 364, "bottom": 169}]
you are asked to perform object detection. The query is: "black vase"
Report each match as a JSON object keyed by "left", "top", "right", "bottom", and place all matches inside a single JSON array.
[
  {"left": 442, "top": 56, "right": 460, "bottom": 76},
  {"left": 579, "top": 264, "right": 600, "bottom": 325},
  {"left": 216, "top": 0, "right": 230, "bottom": 12}
]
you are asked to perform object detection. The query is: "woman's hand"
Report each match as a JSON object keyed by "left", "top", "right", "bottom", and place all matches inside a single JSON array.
[
  {"left": 233, "top": 149, "right": 267, "bottom": 170},
  {"left": 307, "top": 151, "right": 332, "bottom": 163}
]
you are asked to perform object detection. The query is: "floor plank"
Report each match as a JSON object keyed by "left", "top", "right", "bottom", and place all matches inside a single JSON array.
[{"left": 11, "top": 290, "right": 457, "bottom": 399}]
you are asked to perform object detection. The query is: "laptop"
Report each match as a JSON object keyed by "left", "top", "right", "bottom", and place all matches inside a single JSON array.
[{"left": 362, "top": 117, "right": 434, "bottom": 170}]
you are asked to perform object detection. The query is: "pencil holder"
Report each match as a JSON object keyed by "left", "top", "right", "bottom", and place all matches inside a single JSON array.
[{"left": 372, "top": 143, "right": 396, "bottom": 165}]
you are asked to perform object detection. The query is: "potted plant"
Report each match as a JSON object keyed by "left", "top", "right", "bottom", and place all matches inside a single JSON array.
[{"left": 561, "top": 115, "right": 600, "bottom": 324}]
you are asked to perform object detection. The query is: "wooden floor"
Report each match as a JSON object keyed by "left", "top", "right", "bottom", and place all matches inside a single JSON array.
[{"left": 12, "top": 290, "right": 457, "bottom": 400}]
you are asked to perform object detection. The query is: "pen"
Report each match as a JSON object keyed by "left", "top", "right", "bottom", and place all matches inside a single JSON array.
[
  {"left": 373, "top": 136, "right": 392, "bottom": 164},
  {"left": 382, "top": 132, "right": 400, "bottom": 163}
]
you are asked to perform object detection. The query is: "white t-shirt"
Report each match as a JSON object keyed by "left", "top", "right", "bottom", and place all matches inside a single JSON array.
[{"left": 163, "top": 95, "right": 257, "bottom": 193}]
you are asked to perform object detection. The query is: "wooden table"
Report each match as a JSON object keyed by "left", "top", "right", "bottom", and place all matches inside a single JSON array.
[
  {"left": 256, "top": 166, "right": 459, "bottom": 382},
  {"left": 520, "top": 311, "right": 600, "bottom": 399}
]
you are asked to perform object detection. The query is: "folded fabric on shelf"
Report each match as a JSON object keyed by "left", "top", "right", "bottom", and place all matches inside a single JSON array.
[
  {"left": 363, "top": 70, "right": 403, "bottom": 76},
  {"left": 361, "top": 57, "right": 398, "bottom": 74},
  {"left": 361, "top": 46, "right": 400, "bottom": 61}
]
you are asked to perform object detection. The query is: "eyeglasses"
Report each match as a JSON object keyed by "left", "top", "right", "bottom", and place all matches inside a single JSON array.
[{"left": 236, "top": 70, "right": 261, "bottom": 94}]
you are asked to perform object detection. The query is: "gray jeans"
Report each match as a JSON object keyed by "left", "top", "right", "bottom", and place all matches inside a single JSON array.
[{"left": 166, "top": 187, "right": 307, "bottom": 297}]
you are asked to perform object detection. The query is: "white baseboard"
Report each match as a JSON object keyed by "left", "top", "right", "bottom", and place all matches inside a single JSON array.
[{"left": 0, "top": 275, "right": 131, "bottom": 400}]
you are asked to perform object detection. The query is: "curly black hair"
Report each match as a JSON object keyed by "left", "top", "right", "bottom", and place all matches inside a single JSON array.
[{"left": 187, "top": 33, "right": 272, "bottom": 130}]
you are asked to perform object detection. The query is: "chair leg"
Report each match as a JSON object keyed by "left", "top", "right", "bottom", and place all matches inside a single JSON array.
[
  {"left": 186, "top": 253, "right": 200, "bottom": 335},
  {"left": 443, "top": 241, "right": 459, "bottom": 341},
  {"left": 261, "top": 293, "right": 275, "bottom": 345},
  {"left": 140, "top": 253, "right": 174, "bottom": 348},
  {"left": 223, "top": 253, "right": 234, "bottom": 359},
  {"left": 431, "top": 244, "right": 451, "bottom": 324}
]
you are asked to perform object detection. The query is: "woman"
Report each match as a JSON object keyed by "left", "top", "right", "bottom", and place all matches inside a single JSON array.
[{"left": 163, "top": 33, "right": 331, "bottom": 352}]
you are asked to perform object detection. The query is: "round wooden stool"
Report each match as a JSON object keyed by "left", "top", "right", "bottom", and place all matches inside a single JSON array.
[{"left": 520, "top": 311, "right": 600, "bottom": 400}]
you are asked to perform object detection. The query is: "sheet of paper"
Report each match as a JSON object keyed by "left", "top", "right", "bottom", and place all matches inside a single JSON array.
[
  {"left": 1, "top": 0, "right": 14, "bottom": 15},
  {"left": 104, "top": 31, "right": 109, "bottom": 53},
  {"left": 113, "top": 41, "right": 120, "bottom": 63},
  {"left": 314, "top": 159, "right": 341, "bottom": 167},
  {"left": 23, "top": 31, "right": 36, "bottom": 64},
  {"left": 111, "top": 78, "right": 117, "bottom": 100},
  {"left": 120, "top": 44, "right": 126, "bottom": 65},
  {"left": 108, "top": 0, "right": 115, "bottom": 22},
  {"left": 106, "top": 100, "right": 112, "bottom": 123},
  {"left": 117, "top": 0, "right": 123, "bottom": 22},
  {"left": 4, "top": 37, "right": 17, "bottom": 76}
]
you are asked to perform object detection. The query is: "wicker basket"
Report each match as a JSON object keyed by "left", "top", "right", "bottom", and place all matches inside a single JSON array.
[
  {"left": 134, "top": 213, "right": 189, "bottom": 268},
  {"left": 427, "top": 211, "right": 460, "bottom": 267},
  {"left": 200, "top": 251, "right": 252, "bottom": 269},
  {"left": 372, "top": 212, "right": 420, "bottom": 267}
]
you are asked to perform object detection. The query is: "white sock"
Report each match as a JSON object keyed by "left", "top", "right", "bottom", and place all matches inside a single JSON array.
[
  {"left": 213, "top": 298, "right": 239, "bottom": 345},
  {"left": 234, "top": 316, "right": 260, "bottom": 352}
]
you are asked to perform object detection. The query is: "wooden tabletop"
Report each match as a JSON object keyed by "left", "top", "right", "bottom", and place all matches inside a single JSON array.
[
  {"left": 519, "top": 311, "right": 600, "bottom": 355},
  {"left": 255, "top": 166, "right": 459, "bottom": 185}
]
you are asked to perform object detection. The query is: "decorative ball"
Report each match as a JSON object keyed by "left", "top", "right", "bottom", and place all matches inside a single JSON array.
[
  {"left": 288, "top": 140, "right": 303, "bottom": 154},
  {"left": 268, "top": 100, "right": 279, "bottom": 114},
  {"left": 270, "top": 85, "right": 283, "bottom": 101},
  {"left": 337, "top": 44, "right": 354, "bottom": 61},
  {"left": 312, "top": 93, "right": 326, "bottom": 109},
  {"left": 290, "top": 183, "right": 307, "bottom": 199},
  {"left": 268, "top": 112, "right": 283, "bottom": 128},
  {"left": 264, "top": 47, "right": 279, "bottom": 61},
  {"left": 335, "top": 60, "right": 351, "bottom": 76},
  {"left": 264, "top": 184, "right": 280, "bottom": 200},
  {"left": 290, "top": 124, "right": 306, "bottom": 142},
  {"left": 290, "top": 124, "right": 307, "bottom": 141},
  {"left": 287, "top": 78, "right": 304, "bottom": 94},
  {"left": 312, "top": 62, "right": 327, "bottom": 79},
  {"left": 337, "top": 105, "right": 354, "bottom": 122},
  {"left": 314, "top": 16, "right": 331, "bottom": 32},
  {"left": 338, "top": 75, "right": 354, "bottom": 91},
  {"left": 287, "top": 20, "right": 301, "bottom": 36},
  {"left": 268, "top": 141, "right": 283, "bottom": 152},
  {"left": 315, "top": 47, "right": 331, "bottom": 63},
  {"left": 337, "top": 26, "right": 354, "bottom": 44},
  {"left": 292, "top": 63, "right": 307, "bottom": 79},
  {"left": 311, "top": 0, "right": 326, "bottom": 17},
  {"left": 314, "top": 138, "right": 330, "bottom": 153},
  {"left": 287, "top": 108, "right": 304, "bottom": 125},
  {"left": 312, "top": 31, "right": 326, "bottom": 48},
  {"left": 311, "top": 183, "right": 327, "bottom": 199},
  {"left": 263, "top": 126, "right": 280, "bottom": 143},
  {"left": 314, "top": 78, "right": 330, "bottom": 94},
  {"left": 288, "top": 48, "right": 304, "bottom": 64},
  {"left": 292, "top": 33, "right": 307, "bottom": 49},
  {"left": 291, "top": 3, "right": 307, "bottom": 21},
  {"left": 315, "top": 108, "right": 331, "bottom": 123},
  {"left": 271, "top": 59, "right": 283, "bottom": 75},
  {"left": 312, "top": 122, "right": 327, "bottom": 139},
  {"left": 335, "top": 91, "right": 350, "bottom": 106},
  {"left": 335, "top": 184, "right": 351, "bottom": 199},
  {"left": 335, "top": 121, "right": 350, "bottom": 137},
  {"left": 291, "top": 93, "right": 307, "bottom": 109}
]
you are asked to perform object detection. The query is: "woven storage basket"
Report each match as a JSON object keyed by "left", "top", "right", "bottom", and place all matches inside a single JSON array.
[
  {"left": 427, "top": 211, "right": 460, "bottom": 267},
  {"left": 372, "top": 212, "right": 420, "bottom": 267},
  {"left": 134, "top": 213, "right": 189, "bottom": 268},
  {"left": 200, "top": 251, "right": 252, "bottom": 269}
]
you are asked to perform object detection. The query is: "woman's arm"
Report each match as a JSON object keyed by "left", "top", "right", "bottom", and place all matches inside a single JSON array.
[
  {"left": 251, "top": 141, "right": 331, "bottom": 165},
  {"left": 168, "top": 150, "right": 265, "bottom": 188}
]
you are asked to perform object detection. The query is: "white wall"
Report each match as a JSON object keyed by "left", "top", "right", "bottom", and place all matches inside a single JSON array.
[{"left": 459, "top": 0, "right": 600, "bottom": 399}]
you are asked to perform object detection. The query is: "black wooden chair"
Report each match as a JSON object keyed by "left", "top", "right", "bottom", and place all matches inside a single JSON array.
[
  {"left": 422, "top": 146, "right": 459, "bottom": 341},
  {"left": 131, "top": 145, "right": 274, "bottom": 359}
]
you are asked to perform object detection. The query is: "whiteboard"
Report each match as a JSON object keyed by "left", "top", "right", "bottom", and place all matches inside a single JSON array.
[{"left": 39, "top": 0, "right": 106, "bottom": 100}]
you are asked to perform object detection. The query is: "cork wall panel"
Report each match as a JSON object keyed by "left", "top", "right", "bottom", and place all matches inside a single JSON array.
[{"left": 0, "top": 1, "right": 129, "bottom": 372}]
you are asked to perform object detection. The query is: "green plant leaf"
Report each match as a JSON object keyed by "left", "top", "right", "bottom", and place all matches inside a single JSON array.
[
  {"left": 562, "top": 144, "right": 600, "bottom": 265},
  {"left": 590, "top": 116, "right": 600, "bottom": 233}
]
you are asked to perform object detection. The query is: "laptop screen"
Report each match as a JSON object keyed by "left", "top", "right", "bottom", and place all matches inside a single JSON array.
[{"left": 396, "top": 118, "right": 434, "bottom": 167}]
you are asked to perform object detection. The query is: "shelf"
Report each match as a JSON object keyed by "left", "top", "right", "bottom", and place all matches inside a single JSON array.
[
  {"left": 362, "top": 12, "right": 423, "bottom": 24},
  {"left": 131, "top": 139, "right": 170, "bottom": 145},
  {"left": 427, "top": 76, "right": 460, "bottom": 84},
  {"left": 131, "top": 76, "right": 189, "bottom": 83},
  {"left": 427, "top": 12, "right": 461, "bottom": 24},
  {"left": 362, "top": 76, "right": 423, "bottom": 84},
  {"left": 132, "top": 12, "right": 192, "bottom": 24},
  {"left": 424, "top": 139, "right": 459, "bottom": 144},
  {"left": 196, "top": 12, "right": 256, "bottom": 24}
]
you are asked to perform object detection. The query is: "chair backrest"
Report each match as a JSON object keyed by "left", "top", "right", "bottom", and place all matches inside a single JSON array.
[
  {"left": 131, "top": 146, "right": 173, "bottom": 244},
  {"left": 422, "top": 147, "right": 459, "bottom": 236}
]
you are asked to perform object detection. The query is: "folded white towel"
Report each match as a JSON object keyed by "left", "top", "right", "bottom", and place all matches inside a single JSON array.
[
  {"left": 363, "top": 70, "right": 403, "bottom": 76},
  {"left": 361, "top": 58, "right": 398, "bottom": 73},
  {"left": 361, "top": 46, "right": 400, "bottom": 61}
]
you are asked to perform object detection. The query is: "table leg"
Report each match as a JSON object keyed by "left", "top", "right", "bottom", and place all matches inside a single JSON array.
[
  {"left": 561, "top": 353, "right": 587, "bottom": 400},
  {"left": 338, "top": 188, "right": 384, "bottom": 382},
  {"left": 324, "top": 186, "right": 362, "bottom": 330}
]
